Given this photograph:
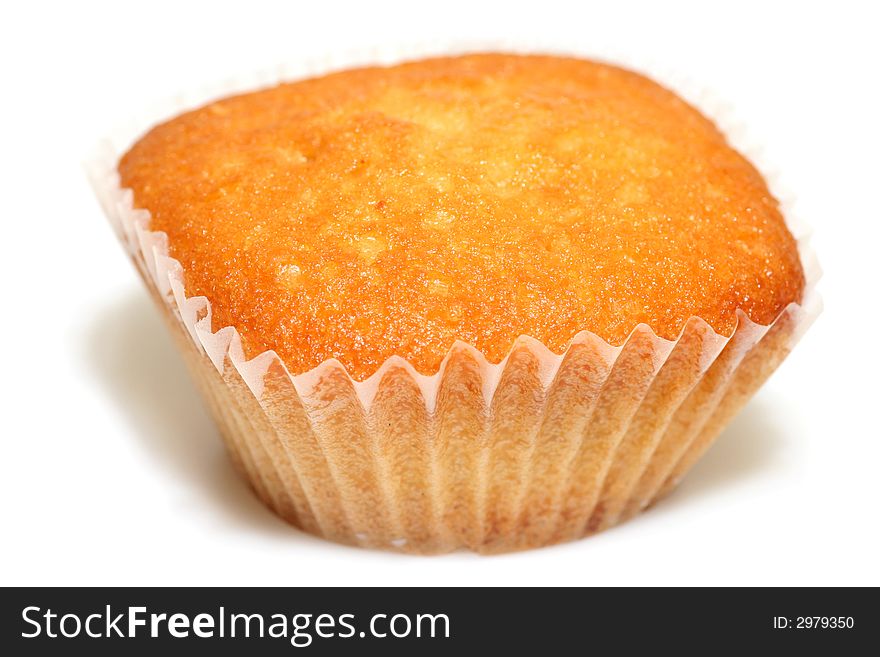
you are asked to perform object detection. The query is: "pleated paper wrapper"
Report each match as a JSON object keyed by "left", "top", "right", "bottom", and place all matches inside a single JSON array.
[{"left": 88, "top": 47, "right": 821, "bottom": 554}]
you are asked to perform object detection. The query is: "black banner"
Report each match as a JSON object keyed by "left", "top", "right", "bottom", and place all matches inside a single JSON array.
[{"left": 1, "top": 587, "right": 873, "bottom": 653}]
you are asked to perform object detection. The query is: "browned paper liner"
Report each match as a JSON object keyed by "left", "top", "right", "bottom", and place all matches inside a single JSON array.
[{"left": 88, "top": 47, "right": 821, "bottom": 554}]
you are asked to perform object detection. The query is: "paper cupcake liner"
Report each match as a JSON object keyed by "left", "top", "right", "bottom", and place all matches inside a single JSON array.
[{"left": 88, "top": 45, "right": 821, "bottom": 554}]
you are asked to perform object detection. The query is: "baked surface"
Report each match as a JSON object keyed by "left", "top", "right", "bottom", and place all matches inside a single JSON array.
[{"left": 119, "top": 53, "right": 804, "bottom": 379}]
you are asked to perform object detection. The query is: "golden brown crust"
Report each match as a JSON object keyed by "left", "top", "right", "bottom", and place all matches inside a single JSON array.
[{"left": 120, "top": 53, "right": 804, "bottom": 380}]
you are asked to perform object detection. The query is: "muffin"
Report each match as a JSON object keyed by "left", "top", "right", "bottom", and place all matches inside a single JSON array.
[{"left": 96, "top": 53, "right": 816, "bottom": 553}]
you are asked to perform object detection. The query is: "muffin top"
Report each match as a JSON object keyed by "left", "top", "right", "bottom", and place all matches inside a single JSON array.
[{"left": 120, "top": 53, "right": 804, "bottom": 380}]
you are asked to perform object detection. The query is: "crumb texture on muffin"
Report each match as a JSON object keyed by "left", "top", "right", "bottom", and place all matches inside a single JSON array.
[{"left": 119, "top": 53, "right": 804, "bottom": 379}]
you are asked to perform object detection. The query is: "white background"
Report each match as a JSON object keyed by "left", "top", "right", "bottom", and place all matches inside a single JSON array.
[{"left": 2, "top": 0, "right": 878, "bottom": 586}]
